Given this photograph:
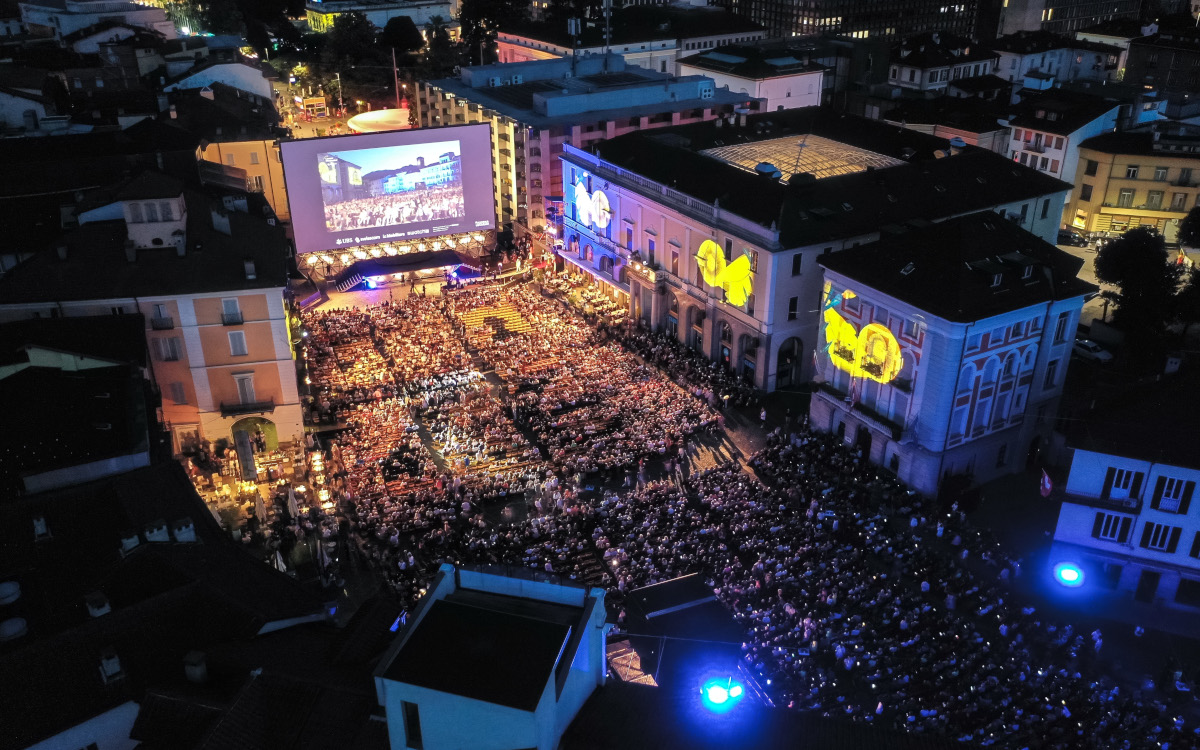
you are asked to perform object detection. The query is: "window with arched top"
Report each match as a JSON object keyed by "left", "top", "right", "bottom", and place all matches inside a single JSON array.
[
  {"left": 584, "top": 245, "right": 593, "bottom": 262},
  {"left": 1022, "top": 347, "right": 1037, "bottom": 371},
  {"left": 957, "top": 363, "right": 976, "bottom": 395},
  {"left": 981, "top": 357, "right": 999, "bottom": 388},
  {"left": 720, "top": 321, "right": 732, "bottom": 343},
  {"left": 1002, "top": 353, "right": 1018, "bottom": 379},
  {"left": 600, "top": 255, "right": 614, "bottom": 276}
]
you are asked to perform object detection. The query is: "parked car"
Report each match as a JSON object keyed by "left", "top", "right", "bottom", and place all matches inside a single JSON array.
[
  {"left": 1058, "top": 229, "right": 1088, "bottom": 247},
  {"left": 1073, "top": 338, "right": 1113, "bottom": 363}
]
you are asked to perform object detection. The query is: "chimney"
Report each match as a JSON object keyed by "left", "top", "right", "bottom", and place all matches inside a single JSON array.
[
  {"left": 169, "top": 104, "right": 177, "bottom": 119},
  {"left": 244, "top": 259, "right": 257, "bottom": 280},
  {"left": 56, "top": 244, "right": 68, "bottom": 260},
  {"left": 85, "top": 591, "right": 112, "bottom": 618},
  {"left": 173, "top": 230, "right": 186, "bottom": 257},
  {"left": 124, "top": 240, "right": 136, "bottom": 263},
  {"left": 171, "top": 517, "right": 196, "bottom": 543},
  {"left": 99, "top": 648, "right": 124, "bottom": 684},
  {"left": 184, "top": 651, "right": 208, "bottom": 683},
  {"left": 119, "top": 530, "right": 140, "bottom": 556},
  {"left": 22, "top": 109, "right": 38, "bottom": 131},
  {"left": 32, "top": 515, "right": 50, "bottom": 541},
  {"left": 157, "top": 93, "right": 168, "bottom": 112},
  {"left": 144, "top": 519, "right": 168, "bottom": 543}
]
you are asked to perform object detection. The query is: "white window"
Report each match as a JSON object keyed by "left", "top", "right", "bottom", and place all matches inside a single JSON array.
[
  {"left": 229, "top": 330, "right": 248, "bottom": 356},
  {"left": 249, "top": 175, "right": 265, "bottom": 192},
  {"left": 1156, "top": 477, "right": 1192, "bottom": 513},
  {"left": 1053, "top": 312, "right": 1070, "bottom": 342},
  {"left": 233, "top": 373, "right": 255, "bottom": 403},
  {"left": 1092, "top": 512, "right": 1131, "bottom": 543},
  {"left": 160, "top": 201, "right": 174, "bottom": 221},
  {"left": 1140, "top": 522, "right": 1181, "bottom": 553},
  {"left": 225, "top": 154, "right": 236, "bottom": 167},
  {"left": 145, "top": 202, "right": 159, "bottom": 222},
  {"left": 222, "top": 298, "right": 242, "bottom": 324},
  {"left": 128, "top": 203, "right": 143, "bottom": 223},
  {"left": 155, "top": 337, "right": 182, "bottom": 361},
  {"left": 1113, "top": 468, "right": 1134, "bottom": 491},
  {"left": 250, "top": 151, "right": 260, "bottom": 165}
]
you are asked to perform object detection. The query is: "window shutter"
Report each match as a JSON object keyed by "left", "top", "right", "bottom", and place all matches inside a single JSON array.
[
  {"left": 1101, "top": 467, "right": 1116, "bottom": 499},
  {"left": 1091, "top": 512, "right": 1104, "bottom": 539},
  {"left": 1139, "top": 522, "right": 1153, "bottom": 549},
  {"left": 1151, "top": 476, "right": 1167, "bottom": 511},
  {"left": 1191, "top": 531, "right": 1200, "bottom": 559},
  {"left": 1180, "top": 481, "right": 1195, "bottom": 516},
  {"left": 1118, "top": 516, "right": 1131, "bottom": 543},
  {"left": 1168, "top": 526, "right": 1182, "bottom": 554},
  {"left": 1130, "top": 472, "right": 1144, "bottom": 499}
]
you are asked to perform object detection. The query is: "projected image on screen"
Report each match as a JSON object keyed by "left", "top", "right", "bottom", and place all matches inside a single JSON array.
[{"left": 317, "top": 141, "right": 465, "bottom": 233}]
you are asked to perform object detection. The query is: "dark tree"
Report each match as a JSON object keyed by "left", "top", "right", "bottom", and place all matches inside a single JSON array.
[
  {"left": 1094, "top": 226, "right": 1183, "bottom": 335},
  {"left": 379, "top": 16, "right": 425, "bottom": 54},
  {"left": 1179, "top": 205, "right": 1200, "bottom": 249},
  {"left": 200, "top": 0, "right": 245, "bottom": 35},
  {"left": 324, "top": 11, "right": 378, "bottom": 66},
  {"left": 459, "top": 0, "right": 527, "bottom": 64},
  {"left": 418, "top": 16, "right": 461, "bottom": 80}
]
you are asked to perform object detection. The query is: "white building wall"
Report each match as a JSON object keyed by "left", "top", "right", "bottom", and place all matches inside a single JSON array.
[
  {"left": 677, "top": 66, "right": 822, "bottom": 111},
  {"left": 163, "top": 63, "right": 273, "bottom": 101}
]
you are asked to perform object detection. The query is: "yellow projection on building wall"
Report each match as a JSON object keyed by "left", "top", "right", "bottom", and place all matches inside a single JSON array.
[
  {"left": 695, "top": 240, "right": 754, "bottom": 306},
  {"left": 821, "top": 281, "right": 903, "bottom": 384}
]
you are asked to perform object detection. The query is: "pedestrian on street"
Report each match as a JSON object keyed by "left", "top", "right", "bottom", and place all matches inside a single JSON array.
[{"left": 760, "top": 407, "right": 767, "bottom": 425}]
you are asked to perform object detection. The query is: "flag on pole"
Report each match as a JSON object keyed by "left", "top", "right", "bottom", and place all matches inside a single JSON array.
[{"left": 1040, "top": 470, "right": 1053, "bottom": 498}]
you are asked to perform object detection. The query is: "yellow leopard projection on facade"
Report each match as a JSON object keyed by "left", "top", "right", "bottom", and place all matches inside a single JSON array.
[
  {"left": 695, "top": 240, "right": 754, "bottom": 307},
  {"left": 822, "top": 281, "right": 904, "bottom": 384}
]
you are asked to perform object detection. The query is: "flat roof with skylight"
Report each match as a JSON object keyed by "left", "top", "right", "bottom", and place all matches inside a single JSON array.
[{"left": 700, "top": 135, "right": 904, "bottom": 182}]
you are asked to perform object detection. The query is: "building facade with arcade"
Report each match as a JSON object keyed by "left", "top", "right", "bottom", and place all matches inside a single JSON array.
[
  {"left": 557, "top": 108, "right": 1074, "bottom": 393},
  {"left": 812, "top": 213, "right": 1095, "bottom": 495}
]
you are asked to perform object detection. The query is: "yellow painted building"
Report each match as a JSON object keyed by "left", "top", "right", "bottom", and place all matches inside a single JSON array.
[
  {"left": 1067, "top": 126, "right": 1200, "bottom": 242},
  {"left": 201, "top": 139, "right": 290, "bottom": 221}
]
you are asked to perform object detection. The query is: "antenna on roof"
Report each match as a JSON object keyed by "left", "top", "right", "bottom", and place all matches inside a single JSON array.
[{"left": 791, "top": 136, "right": 808, "bottom": 178}]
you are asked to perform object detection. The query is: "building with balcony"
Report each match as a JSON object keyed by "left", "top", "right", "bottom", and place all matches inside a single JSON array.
[
  {"left": 560, "top": 107, "right": 1073, "bottom": 392},
  {"left": 0, "top": 169, "right": 300, "bottom": 466},
  {"left": 496, "top": 6, "right": 766, "bottom": 73},
  {"left": 1006, "top": 88, "right": 1120, "bottom": 185},
  {"left": 888, "top": 32, "right": 1000, "bottom": 96},
  {"left": 417, "top": 53, "right": 755, "bottom": 251},
  {"left": 811, "top": 212, "right": 1095, "bottom": 495},
  {"left": 375, "top": 564, "right": 609, "bottom": 750},
  {"left": 1065, "top": 123, "right": 1200, "bottom": 240},
  {"left": 988, "top": 29, "right": 1122, "bottom": 89}
]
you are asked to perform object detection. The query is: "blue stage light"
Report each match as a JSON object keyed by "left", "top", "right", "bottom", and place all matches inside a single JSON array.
[
  {"left": 1053, "top": 562, "right": 1084, "bottom": 588},
  {"left": 366, "top": 278, "right": 376, "bottom": 289},
  {"left": 701, "top": 677, "right": 745, "bottom": 712}
]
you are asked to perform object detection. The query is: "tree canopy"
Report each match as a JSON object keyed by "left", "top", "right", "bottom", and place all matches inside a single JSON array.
[
  {"left": 380, "top": 16, "right": 426, "bottom": 54},
  {"left": 458, "top": 0, "right": 527, "bottom": 64},
  {"left": 1179, "top": 206, "right": 1200, "bottom": 249},
  {"left": 1094, "top": 227, "right": 1183, "bottom": 336}
]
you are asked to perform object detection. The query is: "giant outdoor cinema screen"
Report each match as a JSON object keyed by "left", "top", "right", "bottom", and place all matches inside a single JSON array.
[{"left": 280, "top": 123, "right": 496, "bottom": 255}]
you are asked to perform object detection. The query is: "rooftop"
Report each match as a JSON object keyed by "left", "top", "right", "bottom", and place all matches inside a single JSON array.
[
  {"left": 1075, "top": 18, "right": 1153, "bottom": 39},
  {"left": 382, "top": 596, "right": 572, "bottom": 710},
  {"left": 0, "top": 462, "right": 325, "bottom": 748},
  {"left": 0, "top": 177, "right": 291, "bottom": 303},
  {"left": 1079, "top": 123, "right": 1200, "bottom": 157},
  {"left": 584, "top": 107, "right": 1071, "bottom": 248},
  {"left": 677, "top": 43, "right": 826, "bottom": 80},
  {"left": 891, "top": 31, "right": 997, "bottom": 68},
  {"left": 1064, "top": 370, "right": 1200, "bottom": 469},
  {"left": 1009, "top": 90, "right": 1120, "bottom": 136},
  {"left": 163, "top": 81, "right": 281, "bottom": 142},
  {"left": 501, "top": 5, "right": 765, "bottom": 47},
  {"left": 818, "top": 211, "right": 1097, "bottom": 323},
  {"left": 883, "top": 97, "right": 1009, "bottom": 134},
  {"left": 988, "top": 29, "right": 1120, "bottom": 56}
]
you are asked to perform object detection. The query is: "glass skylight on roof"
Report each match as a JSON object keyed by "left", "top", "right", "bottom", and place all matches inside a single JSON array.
[
  {"left": 700, "top": 135, "right": 903, "bottom": 182},
  {"left": 703, "top": 52, "right": 747, "bottom": 63}
]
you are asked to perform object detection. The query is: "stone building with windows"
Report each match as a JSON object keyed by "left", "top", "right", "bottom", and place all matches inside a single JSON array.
[
  {"left": 559, "top": 108, "right": 1073, "bottom": 393},
  {"left": 813, "top": 212, "right": 1095, "bottom": 495}
]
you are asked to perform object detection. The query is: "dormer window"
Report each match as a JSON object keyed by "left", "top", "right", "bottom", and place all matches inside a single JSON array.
[
  {"left": 128, "top": 203, "right": 143, "bottom": 223},
  {"left": 1022, "top": 265, "right": 1033, "bottom": 279},
  {"left": 991, "top": 273, "right": 1002, "bottom": 287},
  {"left": 145, "top": 202, "right": 159, "bottom": 222},
  {"left": 160, "top": 201, "right": 174, "bottom": 221},
  {"left": 1035, "top": 109, "right": 1045, "bottom": 118}
]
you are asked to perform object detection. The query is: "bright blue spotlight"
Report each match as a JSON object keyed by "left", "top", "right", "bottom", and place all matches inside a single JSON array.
[
  {"left": 701, "top": 677, "right": 745, "bottom": 713},
  {"left": 1054, "top": 562, "right": 1084, "bottom": 588},
  {"left": 366, "top": 278, "right": 376, "bottom": 289}
]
